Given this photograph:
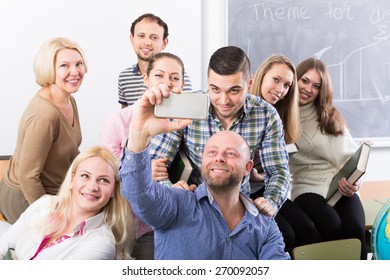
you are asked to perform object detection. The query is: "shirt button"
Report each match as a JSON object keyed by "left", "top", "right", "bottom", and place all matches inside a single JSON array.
[
  {"left": 227, "top": 237, "right": 231, "bottom": 242},
  {"left": 126, "top": 155, "right": 131, "bottom": 160}
]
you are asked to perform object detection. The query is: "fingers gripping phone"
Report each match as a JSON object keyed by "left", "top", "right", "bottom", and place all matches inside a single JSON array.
[{"left": 154, "top": 92, "right": 209, "bottom": 120}]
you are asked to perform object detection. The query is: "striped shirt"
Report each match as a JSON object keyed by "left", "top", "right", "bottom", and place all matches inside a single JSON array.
[
  {"left": 149, "top": 94, "right": 291, "bottom": 210},
  {"left": 118, "top": 63, "right": 193, "bottom": 106}
]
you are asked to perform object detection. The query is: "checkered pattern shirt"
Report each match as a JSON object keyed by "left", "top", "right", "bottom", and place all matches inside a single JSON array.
[
  {"left": 118, "top": 63, "right": 193, "bottom": 106},
  {"left": 149, "top": 94, "right": 291, "bottom": 210}
]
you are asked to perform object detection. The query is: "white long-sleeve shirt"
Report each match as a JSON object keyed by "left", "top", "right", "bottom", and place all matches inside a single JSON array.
[{"left": 0, "top": 195, "right": 115, "bottom": 260}]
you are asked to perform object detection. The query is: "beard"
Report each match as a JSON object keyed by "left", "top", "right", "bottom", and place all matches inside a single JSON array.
[
  {"left": 137, "top": 54, "right": 149, "bottom": 62},
  {"left": 136, "top": 50, "right": 153, "bottom": 62},
  {"left": 202, "top": 169, "right": 242, "bottom": 194}
]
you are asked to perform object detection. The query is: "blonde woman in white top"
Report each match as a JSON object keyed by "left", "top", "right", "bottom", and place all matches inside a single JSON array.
[{"left": 0, "top": 146, "right": 133, "bottom": 260}]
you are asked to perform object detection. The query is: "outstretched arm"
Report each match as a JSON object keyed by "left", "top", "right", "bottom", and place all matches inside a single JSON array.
[{"left": 126, "top": 84, "right": 192, "bottom": 153}]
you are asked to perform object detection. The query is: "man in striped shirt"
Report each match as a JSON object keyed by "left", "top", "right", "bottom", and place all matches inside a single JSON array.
[
  {"left": 118, "top": 13, "right": 192, "bottom": 108},
  {"left": 149, "top": 46, "right": 291, "bottom": 217}
]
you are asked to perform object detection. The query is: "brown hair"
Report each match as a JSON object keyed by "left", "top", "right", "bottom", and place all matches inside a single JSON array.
[{"left": 296, "top": 58, "right": 346, "bottom": 136}]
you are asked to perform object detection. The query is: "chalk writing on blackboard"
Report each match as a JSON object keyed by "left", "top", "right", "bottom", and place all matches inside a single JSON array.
[{"left": 228, "top": 0, "right": 390, "bottom": 139}]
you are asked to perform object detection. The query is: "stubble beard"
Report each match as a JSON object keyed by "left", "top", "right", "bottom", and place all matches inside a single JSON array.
[
  {"left": 137, "top": 53, "right": 151, "bottom": 62},
  {"left": 203, "top": 170, "right": 242, "bottom": 194}
]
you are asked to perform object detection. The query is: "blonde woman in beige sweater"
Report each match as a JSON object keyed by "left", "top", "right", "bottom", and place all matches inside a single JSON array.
[{"left": 0, "top": 37, "right": 87, "bottom": 223}]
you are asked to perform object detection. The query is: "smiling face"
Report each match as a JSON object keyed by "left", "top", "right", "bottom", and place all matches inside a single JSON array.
[
  {"left": 201, "top": 131, "right": 253, "bottom": 194},
  {"left": 70, "top": 156, "right": 115, "bottom": 217},
  {"left": 208, "top": 70, "right": 251, "bottom": 125},
  {"left": 130, "top": 18, "right": 168, "bottom": 62},
  {"left": 260, "top": 63, "right": 294, "bottom": 105},
  {"left": 144, "top": 57, "right": 184, "bottom": 90},
  {"left": 54, "top": 48, "right": 86, "bottom": 94},
  {"left": 298, "top": 68, "right": 322, "bottom": 106}
]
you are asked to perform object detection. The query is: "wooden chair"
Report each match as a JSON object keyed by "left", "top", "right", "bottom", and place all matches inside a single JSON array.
[
  {"left": 0, "top": 156, "right": 11, "bottom": 222},
  {"left": 0, "top": 155, "right": 11, "bottom": 181},
  {"left": 292, "top": 238, "right": 361, "bottom": 260}
]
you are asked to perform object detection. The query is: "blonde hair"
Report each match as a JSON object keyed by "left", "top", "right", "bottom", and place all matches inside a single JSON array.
[
  {"left": 251, "top": 54, "right": 300, "bottom": 144},
  {"left": 33, "top": 37, "right": 88, "bottom": 87},
  {"left": 42, "top": 146, "right": 133, "bottom": 259}
]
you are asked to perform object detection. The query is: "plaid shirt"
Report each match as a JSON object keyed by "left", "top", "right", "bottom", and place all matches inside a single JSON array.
[{"left": 149, "top": 94, "right": 291, "bottom": 210}]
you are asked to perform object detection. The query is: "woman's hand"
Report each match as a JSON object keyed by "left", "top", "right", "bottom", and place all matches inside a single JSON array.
[{"left": 338, "top": 178, "right": 361, "bottom": 197}]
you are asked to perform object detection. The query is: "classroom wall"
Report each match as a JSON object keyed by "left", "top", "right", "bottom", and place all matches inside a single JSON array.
[
  {"left": 0, "top": 0, "right": 202, "bottom": 155},
  {"left": 0, "top": 0, "right": 389, "bottom": 182}
]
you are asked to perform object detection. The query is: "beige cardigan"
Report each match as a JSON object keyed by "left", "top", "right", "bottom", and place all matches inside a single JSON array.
[{"left": 289, "top": 102, "right": 357, "bottom": 200}]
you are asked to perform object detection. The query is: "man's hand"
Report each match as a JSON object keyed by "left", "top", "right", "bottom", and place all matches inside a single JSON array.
[
  {"left": 249, "top": 168, "right": 265, "bottom": 183},
  {"left": 127, "top": 84, "right": 192, "bottom": 153},
  {"left": 172, "top": 180, "right": 197, "bottom": 192},
  {"left": 252, "top": 197, "right": 277, "bottom": 217},
  {"left": 152, "top": 158, "right": 168, "bottom": 181}
]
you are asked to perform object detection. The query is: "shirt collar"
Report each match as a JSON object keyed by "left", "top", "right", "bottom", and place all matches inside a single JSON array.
[
  {"left": 195, "top": 183, "right": 259, "bottom": 217},
  {"left": 72, "top": 212, "right": 106, "bottom": 235},
  {"left": 133, "top": 63, "right": 141, "bottom": 74}
]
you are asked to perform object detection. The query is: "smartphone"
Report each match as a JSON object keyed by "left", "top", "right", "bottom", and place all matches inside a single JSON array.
[{"left": 154, "top": 92, "right": 209, "bottom": 120}]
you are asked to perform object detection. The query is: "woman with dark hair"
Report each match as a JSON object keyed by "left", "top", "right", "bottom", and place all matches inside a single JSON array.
[{"left": 289, "top": 57, "right": 366, "bottom": 259}]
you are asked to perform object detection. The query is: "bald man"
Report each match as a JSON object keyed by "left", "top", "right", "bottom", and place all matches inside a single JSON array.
[{"left": 119, "top": 84, "right": 289, "bottom": 260}]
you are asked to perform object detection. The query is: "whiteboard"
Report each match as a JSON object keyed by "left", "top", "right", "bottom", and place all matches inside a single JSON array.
[{"left": 228, "top": 0, "right": 390, "bottom": 141}]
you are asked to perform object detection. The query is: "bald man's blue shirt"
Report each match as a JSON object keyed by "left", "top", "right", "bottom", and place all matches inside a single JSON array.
[{"left": 119, "top": 147, "right": 290, "bottom": 260}]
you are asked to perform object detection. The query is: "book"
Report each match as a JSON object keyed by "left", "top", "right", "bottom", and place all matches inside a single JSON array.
[
  {"left": 286, "top": 143, "right": 299, "bottom": 155},
  {"left": 326, "top": 142, "right": 371, "bottom": 207},
  {"left": 253, "top": 143, "right": 298, "bottom": 173},
  {"left": 168, "top": 149, "right": 194, "bottom": 184}
]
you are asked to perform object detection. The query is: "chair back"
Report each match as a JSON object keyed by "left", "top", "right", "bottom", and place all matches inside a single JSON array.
[{"left": 292, "top": 238, "right": 361, "bottom": 260}]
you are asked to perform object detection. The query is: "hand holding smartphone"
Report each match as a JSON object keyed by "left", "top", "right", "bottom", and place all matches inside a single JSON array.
[{"left": 154, "top": 92, "right": 209, "bottom": 120}]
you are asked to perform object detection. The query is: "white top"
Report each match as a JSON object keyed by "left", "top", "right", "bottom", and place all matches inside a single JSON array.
[
  {"left": 289, "top": 102, "right": 357, "bottom": 200},
  {"left": 0, "top": 195, "right": 115, "bottom": 260}
]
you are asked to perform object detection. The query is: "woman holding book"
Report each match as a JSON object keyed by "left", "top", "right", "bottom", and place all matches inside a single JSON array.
[{"left": 288, "top": 57, "right": 366, "bottom": 259}]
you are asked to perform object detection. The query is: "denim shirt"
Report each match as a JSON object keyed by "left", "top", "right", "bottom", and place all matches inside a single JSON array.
[{"left": 119, "top": 147, "right": 290, "bottom": 260}]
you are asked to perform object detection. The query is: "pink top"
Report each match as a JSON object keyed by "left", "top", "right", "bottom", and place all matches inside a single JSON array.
[
  {"left": 100, "top": 106, "right": 153, "bottom": 239},
  {"left": 30, "top": 221, "right": 86, "bottom": 260},
  {"left": 100, "top": 106, "right": 133, "bottom": 158}
]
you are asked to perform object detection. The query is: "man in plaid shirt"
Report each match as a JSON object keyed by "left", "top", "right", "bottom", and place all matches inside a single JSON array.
[{"left": 149, "top": 46, "right": 290, "bottom": 216}]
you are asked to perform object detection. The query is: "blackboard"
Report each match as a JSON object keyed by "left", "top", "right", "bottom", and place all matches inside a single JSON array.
[{"left": 228, "top": 0, "right": 390, "bottom": 141}]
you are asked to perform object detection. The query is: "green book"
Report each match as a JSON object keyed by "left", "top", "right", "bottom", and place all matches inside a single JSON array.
[
  {"left": 168, "top": 150, "right": 194, "bottom": 184},
  {"left": 327, "top": 142, "right": 371, "bottom": 207}
]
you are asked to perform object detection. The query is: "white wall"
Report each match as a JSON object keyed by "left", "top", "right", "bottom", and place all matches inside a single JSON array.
[
  {"left": 0, "top": 0, "right": 202, "bottom": 154},
  {"left": 0, "top": 0, "right": 389, "bottom": 182}
]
